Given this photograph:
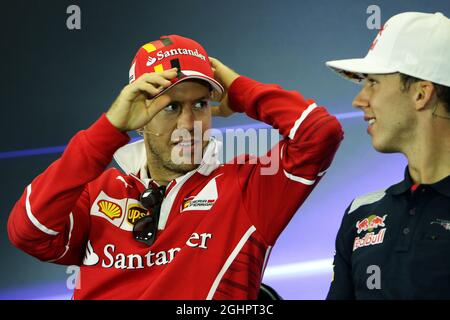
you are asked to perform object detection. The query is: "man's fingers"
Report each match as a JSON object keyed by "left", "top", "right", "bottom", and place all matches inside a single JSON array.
[
  {"left": 139, "top": 68, "right": 178, "bottom": 83},
  {"left": 210, "top": 90, "right": 222, "bottom": 102},
  {"left": 145, "top": 94, "right": 172, "bottom": 116},
  {"left": 134, "top": 69, "right": 178, "bottom": 95},
  {"left": 161, "top": 67, "right": 179, "bottom": 77},
  {"left": 143, "top": 77, "right": 171, "bottom": 91},
  {"left": 209, "top": 57, "right": 220, "bottom": 67},
  {"left": 136, "top": 82, "right": 164, "bottom": 97}
]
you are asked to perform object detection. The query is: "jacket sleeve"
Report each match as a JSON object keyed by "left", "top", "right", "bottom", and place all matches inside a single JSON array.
[
  {"left": 326, "top": 204, "right": 355, "bottom": 299},
  {"left": 7, "top": 114, "right": 130, "bottom": 265},
  {"left": 228, "top": 76, "right": 344, "bottom": 244}
]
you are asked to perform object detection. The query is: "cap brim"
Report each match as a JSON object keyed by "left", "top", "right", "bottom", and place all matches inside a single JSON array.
[
  {"left": 155, "top": 70, "right": 224, "bottom": 100},
  {"left": 326, "top": 58, "right": 397, "bottom": 83}
]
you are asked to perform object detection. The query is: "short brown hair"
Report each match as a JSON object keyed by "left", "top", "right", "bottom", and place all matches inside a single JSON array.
[{"left": 399, "top": 73, "right": 450, "bottom": 113}]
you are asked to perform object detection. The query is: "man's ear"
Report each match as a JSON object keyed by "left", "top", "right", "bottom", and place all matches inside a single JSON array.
[{"left": 413, "top": 81, "right": 436, "bottom": 111}]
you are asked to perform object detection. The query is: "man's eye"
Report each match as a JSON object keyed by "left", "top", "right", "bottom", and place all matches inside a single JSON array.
[
  {"left": 164, "top": 104, "right": 179, "bottom": 112},
  {"left": 367, "top": 79, "right": 378, "bottom": 87},
  {"left": 193, "top": 100, "right": 208, "bottom": 109}
]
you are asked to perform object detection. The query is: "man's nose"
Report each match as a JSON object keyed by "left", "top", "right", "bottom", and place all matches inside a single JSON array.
[
  {"left": 177, "top": 106, "right": 196, "bottom": 131},
  {"left": 352, "top": 87, "right": 369, "bottom": 110}
]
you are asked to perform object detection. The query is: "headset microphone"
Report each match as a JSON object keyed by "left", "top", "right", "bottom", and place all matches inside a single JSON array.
[{"left": 136, "top": 129, "right": 162, "bottom": 137}]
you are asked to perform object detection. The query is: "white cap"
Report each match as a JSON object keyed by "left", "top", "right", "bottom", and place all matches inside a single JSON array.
[{"left": 326, "top": 12, "right": 450, "bottom": 87}]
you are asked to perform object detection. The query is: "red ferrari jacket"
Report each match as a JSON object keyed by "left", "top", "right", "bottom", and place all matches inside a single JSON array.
[{"left": 8, "top": 76, "right": 343, "bottom": 299}]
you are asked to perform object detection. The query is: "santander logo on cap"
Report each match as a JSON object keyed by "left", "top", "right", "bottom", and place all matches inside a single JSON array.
[
  {"left": 146, "top": 48, "right": 206, "bottom": 67},
  {"left": 146, "top": 56, "right": 157, "bottom": 67},
  {"left": 155, "top": 47, "right": 207, "bottom": 61}
]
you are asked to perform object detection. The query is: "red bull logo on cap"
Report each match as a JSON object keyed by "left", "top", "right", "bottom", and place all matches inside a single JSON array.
[{"left": 356, "top": 214, "right": 387, "bottom": 234}]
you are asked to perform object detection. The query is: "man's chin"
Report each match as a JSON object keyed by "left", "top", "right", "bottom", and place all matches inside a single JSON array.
[
  {"left": 166, "top": 143, "right": 207, "bottom": 173},
  {"left": 163, "top": 162, "right": 200, "bottom": 174},
  {"left": 372, "top": 141, "right": 399, "bottom": 154}
]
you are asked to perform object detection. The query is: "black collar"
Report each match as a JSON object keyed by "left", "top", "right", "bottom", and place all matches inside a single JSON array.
[
  {"left": 386, "top": 167, "right": 414, "bottom": 195},
  {"left": 386, "top": 167, "right": 450, "bottom": 197}
]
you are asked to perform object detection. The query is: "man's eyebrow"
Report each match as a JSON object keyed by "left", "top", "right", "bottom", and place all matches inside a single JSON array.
[
  {"left": 194, "top": 95, "right": 210, "bottom": 101},
  {"left": 170, "top": 95, "right": 210, "bottom": 103}
]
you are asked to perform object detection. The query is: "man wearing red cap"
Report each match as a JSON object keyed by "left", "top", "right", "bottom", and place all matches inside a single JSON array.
[
  {"left": 326, "top": 12, "right": 450, "bottom": 299},
  {"left": 8, "top": 35, "right": 343, "bottom": 299}
]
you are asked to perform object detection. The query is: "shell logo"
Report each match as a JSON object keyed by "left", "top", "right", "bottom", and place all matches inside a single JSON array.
[{"left": 98, "top": 200, "right": 122, "bottom": 220}]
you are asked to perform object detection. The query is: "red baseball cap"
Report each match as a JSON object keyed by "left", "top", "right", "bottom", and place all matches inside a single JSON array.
[{"left": 129, "top": 34, "right": 224, "bottom": 98}]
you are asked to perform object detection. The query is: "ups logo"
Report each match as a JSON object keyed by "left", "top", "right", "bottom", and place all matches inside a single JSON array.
[{"left": 127, "top": 204, "right": 149, "bottom": 225}]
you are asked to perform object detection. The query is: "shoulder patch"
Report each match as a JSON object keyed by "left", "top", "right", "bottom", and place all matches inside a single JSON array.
[{"left": 348, "top": 189, "right": 386, "bottom": 214}]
